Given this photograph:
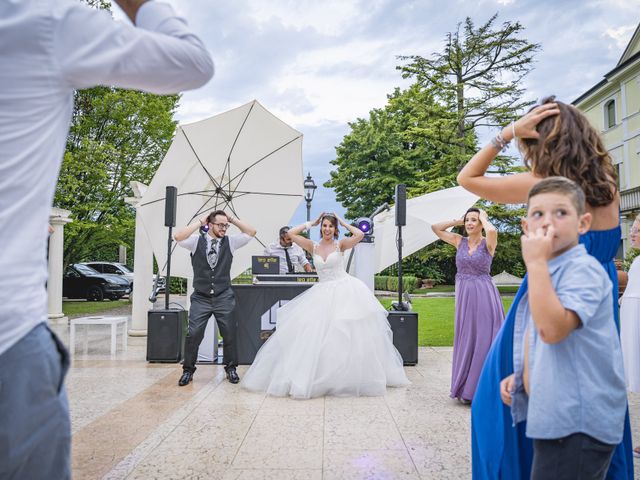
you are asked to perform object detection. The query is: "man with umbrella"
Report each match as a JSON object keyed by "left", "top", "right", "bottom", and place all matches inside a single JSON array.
[{"left": 174, "top": 210, "right": 256, "bottom": 385}]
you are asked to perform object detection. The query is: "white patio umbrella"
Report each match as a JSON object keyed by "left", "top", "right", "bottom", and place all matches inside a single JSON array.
[
  {"left": 138, "top": 100, "right": 304, "bottom": 280},
  {"left": 372, "top": 186, "right": 479, "bottom": 273}
]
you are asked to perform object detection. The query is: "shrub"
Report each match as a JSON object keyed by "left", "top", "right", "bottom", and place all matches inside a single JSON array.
[{"left": 374, "top": 275, "right": 420, "bottom": 293}]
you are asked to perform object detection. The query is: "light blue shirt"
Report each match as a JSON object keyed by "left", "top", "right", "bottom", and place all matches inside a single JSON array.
[{"left": 511, "top": 244, "right": 627, "bottom": 445}]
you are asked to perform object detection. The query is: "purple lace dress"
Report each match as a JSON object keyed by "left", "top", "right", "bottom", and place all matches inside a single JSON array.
[{"left": 451, "top": 237, "right": 504, "bottom": 401}]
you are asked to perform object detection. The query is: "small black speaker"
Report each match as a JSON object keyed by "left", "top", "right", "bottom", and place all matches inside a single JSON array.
[
  {"left": 164, "top": 186, "right": 177, "bottom": 227},
  {"left": 147, "top": 309, "right": 187, "bottom": 362},
  {"left": 387, "top": 311, "right": 418, "bottom": 365},
  {"left": 394, "top": 184, "right": 406, "bottom": 226}
]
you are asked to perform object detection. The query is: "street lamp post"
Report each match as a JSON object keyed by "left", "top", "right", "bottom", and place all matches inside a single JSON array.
[{"left": 303, "top": 172, "right": 317, "bottom": 223}]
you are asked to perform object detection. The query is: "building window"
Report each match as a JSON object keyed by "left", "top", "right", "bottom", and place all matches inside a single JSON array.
[{"left": 605, "top": 99, "right": 616, "bottom": 128}]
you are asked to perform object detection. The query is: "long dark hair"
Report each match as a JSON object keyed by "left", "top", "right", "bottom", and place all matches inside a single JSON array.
[{"left": 518, "top": 96, "right": 617, "bottom": 207}]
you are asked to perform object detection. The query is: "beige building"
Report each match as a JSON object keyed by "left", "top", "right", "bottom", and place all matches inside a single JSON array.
[{"left": 574, "top": 24, "right": 640, "bottom": 256}]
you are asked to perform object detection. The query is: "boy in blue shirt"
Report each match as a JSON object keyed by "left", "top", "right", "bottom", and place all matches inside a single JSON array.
[{"left": 499, "top": 176, "right": 627, "bottom": 480}]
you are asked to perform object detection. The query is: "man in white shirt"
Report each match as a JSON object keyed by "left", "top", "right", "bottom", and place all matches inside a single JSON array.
[
  {"left": 0, "top": 1, "right": 213, "bottom": 478},
  {"left": 264, "top": 226, "right": 313, "bottom": 274},
  {"left": 174, "top": 210, "right": 256, "bottom": 386}
]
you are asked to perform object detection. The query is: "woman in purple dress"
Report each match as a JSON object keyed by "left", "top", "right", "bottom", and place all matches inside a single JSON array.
[{"left": 432, "top": 208, "right": 505, "bottom": 403}]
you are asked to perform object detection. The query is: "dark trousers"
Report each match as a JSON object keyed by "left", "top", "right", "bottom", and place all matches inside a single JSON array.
[
  {"left": 0, "top": 323, "right": 71, "bottom": 480},
  {"left": 531, "top": 433, "right": 616, "bottom": 480},
  {"left": 183, "top": 289, "right": 237, "bottom": 372}
]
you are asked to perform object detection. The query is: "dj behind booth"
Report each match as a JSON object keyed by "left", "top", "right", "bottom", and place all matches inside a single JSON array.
[
  {"left": 233, "top": 255, "right": 317, "bottom": 364},
  {"left": 262, "top": 226, "right": 313, "bottom": 274}
]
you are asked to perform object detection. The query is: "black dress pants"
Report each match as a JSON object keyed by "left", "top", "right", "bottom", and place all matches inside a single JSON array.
[{"left": 183, "top": 289, "right": 237, "bottom": 372}]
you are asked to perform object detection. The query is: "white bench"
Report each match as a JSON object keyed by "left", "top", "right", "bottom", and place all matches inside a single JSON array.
[{"left": 69, "top": 316, "right": 128, "bottom": 356}]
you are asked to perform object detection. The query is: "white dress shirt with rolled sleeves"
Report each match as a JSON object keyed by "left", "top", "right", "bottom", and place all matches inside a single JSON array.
[
  {"left": 0, "top": 0, "right": 214, "bottom": 356},
  {"left": 263, "top": 242, "right": 311, "bottom": 274}
]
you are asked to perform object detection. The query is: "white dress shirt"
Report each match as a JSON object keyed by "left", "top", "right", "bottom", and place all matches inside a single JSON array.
[
  {"left": 263, "top": 242, "right": 310, "bottom": 274},
  {"left": 178, "top": 233, "right": 253, "bottom": 256},
  {"left": 0, "top": 0, "right": 213, "bottom": 356}
]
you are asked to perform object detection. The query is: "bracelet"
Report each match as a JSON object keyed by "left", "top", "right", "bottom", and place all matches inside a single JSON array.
[
  {"left": 304, "top": 221, "right": 312, "bottom": 229},
  {"left": 490, "top": 131, "right": 510, "bottom": 152},
  {"left": 511, "top": 121, "right": 517, "bottom": 140}
]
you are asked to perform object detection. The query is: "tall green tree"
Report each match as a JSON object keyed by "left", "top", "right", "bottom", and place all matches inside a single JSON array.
[
  {"left": 55, "top": 87, "right": 179, "bottom": 266},
  {"left": 398, "top": 13, "right": 540, "bottom": 161},
  {"left": 326, "top": 85, "right": 468, "bottom": 219},
  {"left": 328, "top": 13, "right": 540, "bottom": 281}
]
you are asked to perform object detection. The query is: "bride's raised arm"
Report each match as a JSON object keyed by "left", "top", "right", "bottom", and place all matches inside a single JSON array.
[
  {"left": 287, "top": 212, "right": 323, "bottom": 256},
  {"left": 336, "top": 213, "right": 365, "bottom": 251}
]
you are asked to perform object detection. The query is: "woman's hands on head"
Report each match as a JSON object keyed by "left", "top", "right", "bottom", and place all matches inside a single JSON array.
[
  {"left": 311, "top": 212, "right": 324, "bottom": 227},
  {"left": 508, "top": 103, "right": 560, "bottom": 141},
  {"left": 332, "top": 212, "right": 349, "bottom": 227}
]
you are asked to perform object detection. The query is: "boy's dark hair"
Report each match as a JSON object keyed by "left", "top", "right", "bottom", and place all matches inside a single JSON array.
[
  {"left": 206, "top": 210, "right": 227, "bottom": 223},
  {"left": 527, "top": 176, "right": 586, "bottom": 215}
]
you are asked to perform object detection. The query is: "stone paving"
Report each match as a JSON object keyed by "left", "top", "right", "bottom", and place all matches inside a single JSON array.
[{"left": 49, "top": 320, "right": 640, "bottom": 480}]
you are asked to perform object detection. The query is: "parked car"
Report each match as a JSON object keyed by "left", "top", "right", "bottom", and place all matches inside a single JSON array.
[
  {"left": 81, "top": 261, "right": 166, "bottom": 292},
  {"left": 63, "top": 264, "right": 131, "bottom": 301}
]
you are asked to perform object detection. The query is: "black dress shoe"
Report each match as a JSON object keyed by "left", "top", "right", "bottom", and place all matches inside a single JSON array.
[
  {"left": 225, "top": 367, "right": 240, "bottom": 384},
  {"left": 178, "top": 371, "right": 193, "bottom": 386}
]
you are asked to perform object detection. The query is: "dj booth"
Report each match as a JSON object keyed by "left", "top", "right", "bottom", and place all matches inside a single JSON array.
[
  {"left": 190, "top": 255, "right": 417, "bottom": 366},
  {"left": 231, "top": 272, "right": 417, "bottom": 366},
  {"left": 234, "top": 274, "right": 316, "bottom": 364}
]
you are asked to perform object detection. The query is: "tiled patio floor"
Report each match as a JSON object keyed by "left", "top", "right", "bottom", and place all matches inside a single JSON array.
[{"left": 49, "top": 320, "right": 640, "bottom": 480}]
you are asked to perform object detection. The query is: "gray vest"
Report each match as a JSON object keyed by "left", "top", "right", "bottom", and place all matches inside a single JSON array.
[{"left": 191, "top": 233, "right": 232, "bottom": 296}]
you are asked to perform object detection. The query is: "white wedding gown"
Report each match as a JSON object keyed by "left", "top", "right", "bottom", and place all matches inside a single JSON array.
[{"left": 241, "top": 242, "right": 410, "bottom": 398}]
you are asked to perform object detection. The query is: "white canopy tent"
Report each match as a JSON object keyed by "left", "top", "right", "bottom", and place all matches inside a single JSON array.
[{"left": 371, "top": 186, "right": 480, "bottom": 273}]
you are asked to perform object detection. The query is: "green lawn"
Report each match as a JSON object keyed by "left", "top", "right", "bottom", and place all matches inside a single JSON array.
[
  {"left": 63, "top": 299, "right": 131, "bottom": 318},
  {"left": 420, "top": 284, "right": 520, "bottom": 295},
  {"left": 379, "top": 296, "right": 514, "bottom": 347},
  {"left": 62, "top": 296, "right": 514, "bottom": 347}
]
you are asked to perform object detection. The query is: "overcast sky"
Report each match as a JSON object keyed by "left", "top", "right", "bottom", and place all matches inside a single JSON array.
[{"left": 120, "top": 0, "right": 639, "bottom": 226}]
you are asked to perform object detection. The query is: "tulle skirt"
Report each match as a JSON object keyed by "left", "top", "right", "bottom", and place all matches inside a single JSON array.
[{"left": 241, "top": 274, "right": 410, "bottom": 398}]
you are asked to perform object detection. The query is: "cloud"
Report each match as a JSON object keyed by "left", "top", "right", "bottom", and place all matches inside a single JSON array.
[
  {"left": 113, "top": 0, "right": 639, "bottom": 222},
  {"left": 604, "top": 25, "right": 637, "bottom": 51}
]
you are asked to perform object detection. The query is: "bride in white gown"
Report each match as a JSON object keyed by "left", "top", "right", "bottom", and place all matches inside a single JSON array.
[{"left": 241, "top": 212, "right": 410, "bottom": 398}]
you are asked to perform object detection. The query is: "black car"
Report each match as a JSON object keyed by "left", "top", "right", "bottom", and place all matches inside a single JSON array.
[
  {"left": 63, "top": 264, "right": 131, "bottom": 301},
  {"left": 81, "top": 261, "right": 166, "bottom": 293}
]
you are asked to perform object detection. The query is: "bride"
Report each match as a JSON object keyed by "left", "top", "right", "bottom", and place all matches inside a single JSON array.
[{"left": 241, "top": 212, "right": 410, "bottom": 398}]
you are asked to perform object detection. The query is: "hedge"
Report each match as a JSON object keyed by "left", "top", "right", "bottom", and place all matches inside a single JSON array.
[{"left": 374, "top": 275, "right": 420, "bottom": 293}]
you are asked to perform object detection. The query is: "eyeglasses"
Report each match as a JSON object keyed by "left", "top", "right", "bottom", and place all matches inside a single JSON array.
[{"left": 212, "top": 223, "right": 230, "bottom": 229}]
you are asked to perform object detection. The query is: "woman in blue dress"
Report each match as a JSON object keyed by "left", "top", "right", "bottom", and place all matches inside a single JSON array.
[{"left": 457, "top": 96, "right": 634, "bottom": 480}]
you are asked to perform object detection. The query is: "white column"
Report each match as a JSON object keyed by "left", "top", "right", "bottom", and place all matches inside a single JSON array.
[
  {"left": 125, "top": 181, "right": 153, "bottom": 337},
  {"left": 47, "top": 208, "right": 72, "bottom": 324}
]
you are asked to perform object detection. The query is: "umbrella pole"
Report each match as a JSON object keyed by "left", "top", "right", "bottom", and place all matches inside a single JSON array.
[{"left": 165, "top": 225, "right": 172, "bottom": 310}]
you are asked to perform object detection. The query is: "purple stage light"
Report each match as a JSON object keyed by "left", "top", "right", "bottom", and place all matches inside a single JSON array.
[{"left": 356, "top": 217, "right": 373, "bottom": 235}]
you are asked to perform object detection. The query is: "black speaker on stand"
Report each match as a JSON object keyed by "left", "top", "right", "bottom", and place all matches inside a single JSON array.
[
  {"left": 147, "top": 186, "right": 188, "bottom": 363},
  {"left": 388, "top": 184, "right": 418, "bottom": 365}
]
